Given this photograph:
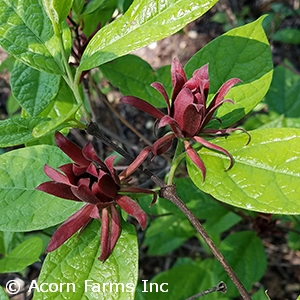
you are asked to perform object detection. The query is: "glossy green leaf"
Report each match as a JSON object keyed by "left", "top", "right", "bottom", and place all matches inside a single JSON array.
[
  {"left": 11, "top": 61, "right": 60, "bottom": 116},
  {"left": 213, "top": 231, "right": 267, "bottom": 298},
  {"left": 52, "top": 0, "right": 73, "bottom": 23},
  {"left": 265, "top": 63, "right": 300, "bottom": 120},
  {"left": 35, "top": 220, "right": 138, "bottom": 300},
  {"left": 0, "top": 117, "right": 51, "bottom": 147},
  {"left": 43, "top": 0, "right": 73, "bottom": 34},
  {"left": 0, "top": 237, "right": 43, "bottom": 272},
  {"left": 0, "top": 0, "right": 71, "bottom": 74},
  {"left": 0, "top": 145, "right": 84, "bottom": 231},
  {"left": 187, "top": 128, "right": 300, "bottom": 214},
  {"left": 273, "top": 28, "right": 300, "bottom": 45},
  {"left": 100, "top": 54, "right": 171, "bottom": 107},
  {"left": 185, "top": 16, "right": 273, "bottom": 127},
  {"left": 78, "top": 0, "right": 218, "bottom": 71}
]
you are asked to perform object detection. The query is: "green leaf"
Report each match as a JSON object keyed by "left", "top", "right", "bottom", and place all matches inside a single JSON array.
[
  {"left": 185, "top": 16, "right": 273, "bottom": 127},
  {"left": 0, "top": 145, "right": 84, "bottom": 231},
  {"left": 265, "top": 63, "right": 300, "bottom": 121},
  {"left": 0, "top": 117, "right": 51, "bottom": 147},
  {"left": 78, "top": 0, "right": 218, "bottom": 71},
  {"left": 273, "top": 28, "right": 300, "bottom": 45},
  {"left": 52, "top": 0, "right": 74, "bottom": 23},
  {"left": 0, "top": 286, "right": 9, "bottom": 300},
  {"left": 81, "top": 0, "right": 106, "bottom": 16},
  {"left": 100, "top": 54, "right": 171, "bottom": 107},
  {"left": 139, "top": 258, "right": 228, "bottom": 300},
  {"left": 72, "top": 0, "right": 85, "bottom": 15},
  {"left": 187, "top": 128, "right": 300, "bottom": 214},
  {"left": 11, "top": 61, "right": 60, "bottom": 116},
  {"left": 0, "top": 237, "right": 43, "bottom": 272},
  {"left": 143, "top": 216, "right": 194, "bottom": 255},
  {"left": 43, "top": 0, "right": 73, "bottom": 34},
  {"left": 32, "top": 78, "right": 81, "bottom": 137},
  {"left": 35, "top": 220, "right": 138, "bottom": 300},
  {"left": 213, "top": 231, "right": 266, "bottom": 298},
  {"left": 0, "top": 0, "right": 71, "bottom": 74}
]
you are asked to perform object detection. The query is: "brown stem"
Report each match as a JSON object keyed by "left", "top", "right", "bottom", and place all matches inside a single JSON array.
[{"left": 86, "top": 121, "right": 251, "bottom": 300}]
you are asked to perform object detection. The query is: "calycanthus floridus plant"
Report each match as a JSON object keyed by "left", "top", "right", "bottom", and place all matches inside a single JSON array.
[{"left": 0, "top": 1, "right": 300, "bottom": 300}]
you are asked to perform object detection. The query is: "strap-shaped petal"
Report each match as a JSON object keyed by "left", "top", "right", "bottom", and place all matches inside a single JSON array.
[
  {"left": 184, "top": 140, "right": 206, "bottom": 180},
  {"left": 120, "top": 186, "right": 157, "bottom": 206},
  {"left": 207, "top": 78, "right": 241, "bottom": 112},
  {"left": 151, "top": 133, "right": 175, "bottom": 155},
  {"left": 158, "top": 115, "right": 183, "bottom": 138},
  {"left": 201, "top": 127, "right": 251, "bottom": 145},
  {"left": 83, "top": 142, "right": 107, "bottom": 169},
  {"left": 44, "top": 164, "right": 70, "bottom": 184},
  {"left": 46, "top": 204, "right": 94, "bottom": 252},
  {"left": 71, "top": 185, "right": 113, "bottom": 206},
  {"left": 121, "top": 96, "right": 165, "bottom": 119},
  {"left": 193, "top": 136, "right": 234, "bottom": 171},
  {"left": 55, "top": 131, "right": 90, "bottom": 166},
  {"left": 108, "top": 205, "right": 121, "bottom": 259},
  {"left": 104, "top": 156, "right": 120, "bottom": 185},
  {"left": 116, "top": 195, "right": 147, "bottom": 230},
  {"left": 119, "top": 146, "right": 152, "bottom": 180},
  {"left": 36, "top": 181, "right": 79, "bottom": 201},
  {"left": 151, "top": 82, "right": 171, "bottom": 114},
  {"left": 202, "top": 99, "right": 234, "bottom": 129},
  {"left": 99, "top": 208, "right": 110, "bottom": 261},
  {"left": 171, "top": 58, "right": 187, "bottom": 100}
]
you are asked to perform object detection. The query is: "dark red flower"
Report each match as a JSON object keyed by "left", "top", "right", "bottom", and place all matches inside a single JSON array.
[
  {"left": 120, "top": 58, "right": 250, "bottom": 180},
  {"left": 36, "top": 132, "right": 156, "bottom": 261}
]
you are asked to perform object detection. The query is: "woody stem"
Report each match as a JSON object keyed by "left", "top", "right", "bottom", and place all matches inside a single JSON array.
[{"left": 86, "top": 121, "right": 251, "bottom": 300}]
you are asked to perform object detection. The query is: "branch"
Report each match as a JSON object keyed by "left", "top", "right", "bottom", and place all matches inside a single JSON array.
[{"left": 86, "top": 121, "right": 251, "bottom": 300}]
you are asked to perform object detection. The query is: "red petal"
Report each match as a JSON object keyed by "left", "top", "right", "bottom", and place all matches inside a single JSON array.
[
  {"left": 151, "top": 133, "right": 175, "bottom": 155},
  {"left": 120, "top": 186, "right": 157, "bottom": 206},
  {"left": 46, "top": 204, "right": 93, "bottom": 252},
  {"left": 59, "top": 163, "right": 77, "bottom": 185},
  {"left": 185, "top": 64, "right": 209, "bottom": 98},
  {"left": 207, "top": 78, "right": 241, "bottom": 113},
  {"left": 171, "top": 58, "right": 187, "bottom": 100},
  {"left": 116, "top": 195, "right": 147, "bottom": 229},
  {"left": 119, "top": 146, "right": 152, "bottom": 180},
  {"left": 99, "top": 208, "right": 110, "bottom": 261},
  {"left": 108, "top": 205, "right": 121, "bottom": 257},
  {"left": 158, "top": 115, "right": 183, "bottom": 138},
  {"left": 96, "top": 173, "right": 118, "bottom": 198},
  {"left": 121, "top": 96, "right": 165, "bottom": 119},
  {"left": 105, "top": 156, "right": 120, "bottom": 185},
  {"left": 184, "top": 140, "right": 206, "bottom": 180},
  {"left": 173, "top": 87, "right": 194, "bottom": 129},
  {"left": 202, "top": 127, "right": 251, "bottom": 145},
  {"left": 55, "top": 132, "right": 90, "bottom": 166},
  {"left": 83, "top": 142, "right": 107, "bottom": 169},
  {"left": 71, "top": 185, "right": 113, "bottom": 206},
  {"left": 193, "top": 136, "right": 234, "bottom": 171},
  {"left": 181, "top": 104, "right": 204, "bottom": 137},
  {"left": 44, "top": 165, "right": 70, "bottom": 184},
  {"left": 36, "top": 181, "right": 80, "bottom": 201},
  {"left": 151, "top": 82, "right": 171, "bottom": 114}
]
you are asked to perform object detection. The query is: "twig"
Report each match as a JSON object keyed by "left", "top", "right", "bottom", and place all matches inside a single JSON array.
[
  {"left": 86, "top": 121, "right": 251, "bottom": 300},
  {"left": 186, "top": 281, "right": 226, "bottom": 299}
]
